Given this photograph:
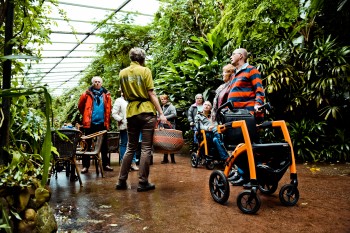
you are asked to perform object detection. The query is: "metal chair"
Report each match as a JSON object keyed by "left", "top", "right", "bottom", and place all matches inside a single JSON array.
[
  {"left": 76, "top": 130, "right": 107, "bottom": 178},
  {"left": 107, "top": 131, "right": 120, "bottom": 163},
  {"left": 51, "top": 128, "right": 83, "bottom": 186}
]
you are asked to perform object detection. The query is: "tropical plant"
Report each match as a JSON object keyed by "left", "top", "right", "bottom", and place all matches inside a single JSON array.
[
  {"left": 213, "top": 0, "right": 300, "bottom": 55},
  {"left": 0, "top": 86, "right": 53, "bottom": 187},
  {"left": 288, "top": 118, "right": 327, "bottom": 162},
  {"left": 150, "top": 0, "right": 222, "bottom": 76},
  {"left": 0, "top": 86, "right": 54, "bottom": 232},
  {"left": 155, "top": 32, "right": 232, "bottom": 109}
]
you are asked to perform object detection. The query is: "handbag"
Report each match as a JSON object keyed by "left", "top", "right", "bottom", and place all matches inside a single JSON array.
[{"left": 153, "top": 121, "right": 184, "bottom": 153}]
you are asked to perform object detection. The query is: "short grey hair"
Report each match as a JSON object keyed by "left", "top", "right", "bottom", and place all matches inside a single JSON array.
[
  {"left": 129, "top": 47, "right": 146, "bottom": 63},
  {"left": 195, "top": 93, "right": 203, "bottom": 99},
  {"left": 91, "top": 76, "right": 102, "bottom": 84}
]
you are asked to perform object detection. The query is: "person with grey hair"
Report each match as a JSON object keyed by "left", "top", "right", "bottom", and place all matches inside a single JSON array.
[
  {"left": 78, "top": 76, "right": 113, "bottom": 173},
  {"left": 116, "top": 47, "right": 167, "bottom": 192},
  {"left": 187, "top": 93, "right": 204, "bottom": 147},
  {"left": 194, "top": 101, "right": 229, "bottom": 161}
]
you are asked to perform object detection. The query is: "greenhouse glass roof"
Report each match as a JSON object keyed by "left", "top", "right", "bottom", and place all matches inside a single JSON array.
[{"left": 21, "top": 0, "right": 161, "bottom": 96}]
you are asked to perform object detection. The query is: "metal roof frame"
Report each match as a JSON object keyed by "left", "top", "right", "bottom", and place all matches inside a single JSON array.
[{"left": 21, "top": 0, "right": 161, "bottom": 96}]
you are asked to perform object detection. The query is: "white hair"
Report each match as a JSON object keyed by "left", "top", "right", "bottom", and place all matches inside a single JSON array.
[{"left": 91, "top": 76, "right": 102, "bottom": 84}]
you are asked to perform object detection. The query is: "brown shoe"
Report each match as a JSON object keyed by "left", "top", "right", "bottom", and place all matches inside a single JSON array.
[
  {"left": 81, "top": 168, "right": 88, "bottom": 174},
  {"left": 104, "top": 165, "right": 114, "bottom": 171}
]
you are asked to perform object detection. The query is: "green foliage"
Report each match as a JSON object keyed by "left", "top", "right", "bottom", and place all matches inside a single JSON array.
[
  {"left": 289, "top": 118, "right": 350, "bottom": 162},
  {"left": 155, "top": 32, "right": 232, "bottom": 109},
  {"left": 213, "top": 0, "right": 300, "bottom": 54},
  {"left": 325, "top": 128, "right": 350, "bottom": 161},
  {"left": 289, "top": 118, "right": 327, "bottom": 162},
  {"left": 0, "top": 87, "right": 53, "bottom": 187},
  {"left": 256, "top": 36, "right": 350, "bottom": 122},
  {"left": 52, "top": 86, "right": 85, "bottom": 129},
  {"left": 150, "top": 0, "right": 222, "bottom": 75}
]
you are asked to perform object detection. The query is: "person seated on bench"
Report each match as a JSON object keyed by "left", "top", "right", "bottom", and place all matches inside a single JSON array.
[{"left": 195, "top": 101, "right": 229, "bottom": 162}]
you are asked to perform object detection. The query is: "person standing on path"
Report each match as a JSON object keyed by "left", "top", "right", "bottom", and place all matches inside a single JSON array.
[
  {"left": 116, "top": 47, "right": 167, "bottom": 192},
  {"left": 78, "top": 76, "right": 113, "bottom": 173},
  {"left": 211, "top": 64, "right": 235, "bottom": 122},
  {"left": 159, "top": 94, "right": 177, "bottom": 164},
  {"left": 111, "top": 89, "right": 139, "bottom": 171},
  {"left": 227, "top": 48, "right": 265, "bottom": 187}
]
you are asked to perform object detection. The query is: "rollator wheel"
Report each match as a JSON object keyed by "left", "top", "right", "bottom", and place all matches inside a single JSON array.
[
  {"left": 205, "top": 160, "right": 215, "bottom": 170},
  {"left": 279, "top": 184, "right": 299, "bottom": 206},
  {"left": 191, "top": 152, "right": 198, "bottom": 168},
  {"left": 209, "top": 170, "right": 230, "bottom": 204},
  {"left": 258, "top": 182, "right": 278, "bottom": 195},
  {"left": 237, "top": 190, "right": 261, "bottom": 214}
]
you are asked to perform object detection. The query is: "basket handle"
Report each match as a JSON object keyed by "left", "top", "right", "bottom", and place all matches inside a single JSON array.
[{"left": 155, "top": 120, "right": 173, "bottom": 129}]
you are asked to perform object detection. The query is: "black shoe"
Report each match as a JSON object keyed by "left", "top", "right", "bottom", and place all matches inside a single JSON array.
[
  {"left": 137, "top": 182, "right": 155, "bottom": 192},
  {"left": 104, "top": 165, "right": 114, "bottom": 171},
  {"left": 70, "top": 175, "right": 78, "bottom": 182},
  {"left": 171, "top": 161, "right": 176, "bottom": 164},
  {"left": 230, "top": 176, "right": 246, "bottom": 186},
  {"left": 161, "top": 160, "right": 169, "bottom": 164},
  {"left": 116, "top": 181, "right": 127, "bottom": 190}
]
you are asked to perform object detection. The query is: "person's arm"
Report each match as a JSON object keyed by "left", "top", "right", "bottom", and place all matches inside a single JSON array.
[
  {"left": 148, "top": 89, "right": 167, "bottom": 123},
  {"left": 195, "top": 114, "right": 210, "bottom": 131},
  {"left": 111, "top": 99, "right": 122, "bottom": 122},
  {"left": 78, "top": 92, "right": 86, "bottom": 115},
  {"left": 188, "top": 106, "right": 194, "bottom": 125},
  {"left": 252, "top": 69, "right": 265, "bottom": 110},
  {"left": 165, "top": 104, "right": 177, "bottom": 120}
]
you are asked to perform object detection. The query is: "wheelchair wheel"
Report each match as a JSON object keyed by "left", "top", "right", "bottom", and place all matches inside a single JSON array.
[
  {"left": 258, "top": 182, "right": 278, "bottom": 195},
  {"left": 205, "top": 160, "right": 215, "bottom": 170},
  {"left": 191, "top": 152, "right": 198, "bottom": 168},
  {"left": 279, "top": 184, "right": 299, "bottom": 206},
  {"left": 209, "top": 170, "right": 230, "bottom": 204},
  {"left": 237, "top": 190, "right": 261, "bottom": 214}
]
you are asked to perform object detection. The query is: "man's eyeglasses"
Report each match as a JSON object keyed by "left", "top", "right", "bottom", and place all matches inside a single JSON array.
[
  {"left": 94, "top": 81, "right": 101, "bottom": 83},
  {"left": 196, "top": 98, "right": 203, "bottom": 99},
  {"left": 231, "top": 52, "right": 242, "bottom": 56}
]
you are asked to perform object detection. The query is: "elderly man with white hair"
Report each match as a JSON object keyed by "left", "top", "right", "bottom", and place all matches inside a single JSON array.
[{"left": 78, "top": 76, "right": 113, "bottom": 174}]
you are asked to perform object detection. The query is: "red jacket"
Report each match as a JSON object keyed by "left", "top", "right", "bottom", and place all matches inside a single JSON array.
[{"left": 78, "top": 87, "right": 111, "bottom": 130}]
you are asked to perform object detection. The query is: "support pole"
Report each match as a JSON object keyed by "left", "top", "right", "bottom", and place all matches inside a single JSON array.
[{"left": 0, "top": 1, "right": 14, "bottom": 165}]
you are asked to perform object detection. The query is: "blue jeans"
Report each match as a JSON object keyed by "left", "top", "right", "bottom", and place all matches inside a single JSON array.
[
  {"left": 212, "top": 132, "right": 228, "bottom": 160},
  {"left": 119, "top": 129, "right": 138, "bottom": 163}
]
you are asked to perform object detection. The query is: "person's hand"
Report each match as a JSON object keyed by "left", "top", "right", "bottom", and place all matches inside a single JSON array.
[
  {"left": 254, "top": 105, "right": 261, "bottom": 112},
  {"left": 190, "top": 122, "right": 194, "bottom": 126},
  {"left": 159, "top": 114, "right": 167, "bottom": 124}
]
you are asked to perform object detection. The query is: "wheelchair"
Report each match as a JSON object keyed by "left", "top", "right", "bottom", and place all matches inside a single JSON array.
[
  {"left": 208, "top": 102, "right": 299, "bottom": 214},
  {"left": 190, "top": 127, "right": 228, "bottom": 170}
]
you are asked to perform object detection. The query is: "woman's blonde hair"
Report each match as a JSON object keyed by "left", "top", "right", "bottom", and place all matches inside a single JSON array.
[
  {"left": 223, "top": 64, "right": 235, "bottom": 74},
  {"left": 160, "top": 94, "right": 169, "bottom": 100}
]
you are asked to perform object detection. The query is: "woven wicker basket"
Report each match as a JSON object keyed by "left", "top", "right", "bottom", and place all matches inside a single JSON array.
[{"left": 153, "top": 122, "right": 184, "bottom": 153}]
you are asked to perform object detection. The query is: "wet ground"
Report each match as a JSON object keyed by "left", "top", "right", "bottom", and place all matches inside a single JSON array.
[{"left": 49, "top": 153, "right": 350, "bottom": 233}]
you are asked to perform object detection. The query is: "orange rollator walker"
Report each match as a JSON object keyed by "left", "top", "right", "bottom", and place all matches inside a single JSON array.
[{"left": 209, "top": 102, "right": 299, "bottom": 214}]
